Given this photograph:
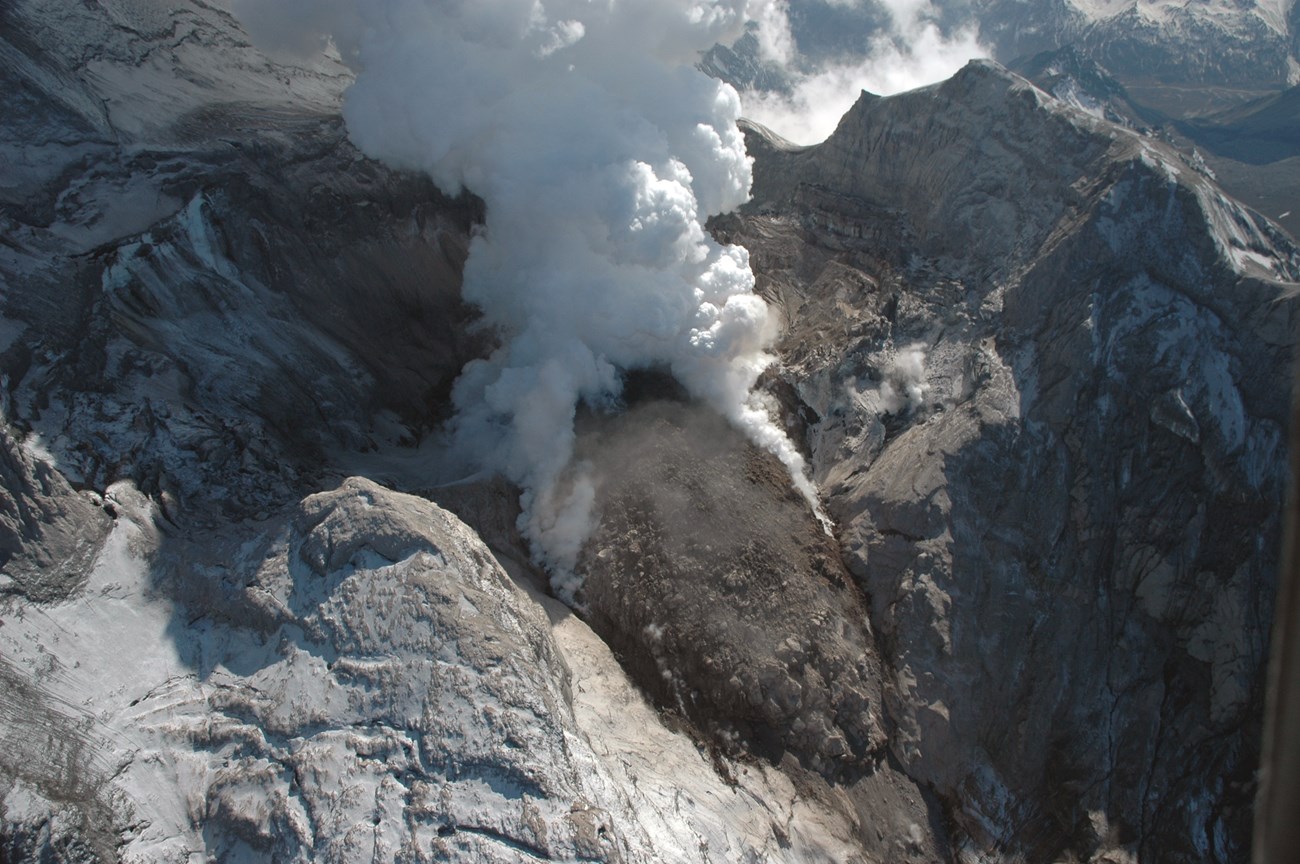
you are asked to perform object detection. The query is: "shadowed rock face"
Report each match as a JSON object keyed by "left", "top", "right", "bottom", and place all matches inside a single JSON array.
[
  {"left": 0, "top": 415, "right": 110, "bottom": 603},
  {"left": 0, "top": 0, "right": 489, "bottom": 527},
  {"left": 2, "top": 132, "right": 486, "bottom": 522},
  {"left": 718, "top": 60, "right": 1298, "bottom": 863}
]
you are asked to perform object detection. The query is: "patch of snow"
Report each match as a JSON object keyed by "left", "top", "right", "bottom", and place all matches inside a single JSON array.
[
  {"left": 0, "top": 482, "right": 209, "bottom": 858},
  {"left": 180, "top": 193, "right": 239, "bottom": 283},
  {"left": 1065, "top": 0, "right": 1135, "bottom": 21},
  {"left": 18, "top": 431, "right": 61, "bottom": 472},
  {"left": 1050, "top": 78, "right": 1108, "bottom": 122},
  {"left": 48, "top": 171, "right": 182, "bottom": 253},
  {"left": 1193, "top": 184, "right": 1290, "bottom": 279},
  {"left": 1252, "top": 0, "right": 1295, "bottom": 34},
  {"left": 1231, "top": 247, "right": 1280, "bottom": 274},
  {"left": 1138, "top": 143, "right": 1181, "bottom": 182},
  {"left": 1199, "top": 350, "right": 1246, "bottom": 453}
]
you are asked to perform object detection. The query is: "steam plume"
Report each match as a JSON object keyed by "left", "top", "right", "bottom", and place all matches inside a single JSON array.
[
  {"left": 743, "top": 0, "right": 986, "bottom": 144},
  {"left": 234, "top": 0, "right": 821, "bottom": 599}
]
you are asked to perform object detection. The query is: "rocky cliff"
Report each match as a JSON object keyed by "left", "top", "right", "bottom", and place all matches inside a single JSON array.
[{"left": 712, "top": 60, "right": 1297, "bottom": 862}]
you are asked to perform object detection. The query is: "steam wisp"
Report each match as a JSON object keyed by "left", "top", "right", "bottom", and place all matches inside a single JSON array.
[{"left": 740, "top": 0, "right": 987, "bottom": 144}]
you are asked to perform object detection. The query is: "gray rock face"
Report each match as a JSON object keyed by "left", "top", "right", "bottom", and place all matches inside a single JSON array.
[
  {"left": 717, "top": 60, "right": 1297, "bottom": 862},
  {"left": 1, "top": 0, "right": 486, "bottom": 526},
  {"left": 0, "top": 408, "right": 110, "bottom": 603},
  {"left": 176, "top": 477, "right": 635, "bottom": 863}
]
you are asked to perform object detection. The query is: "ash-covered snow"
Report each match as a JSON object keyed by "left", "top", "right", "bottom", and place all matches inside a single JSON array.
[{"left": 1, "top": 477, "right": 869, "bottom": 863}]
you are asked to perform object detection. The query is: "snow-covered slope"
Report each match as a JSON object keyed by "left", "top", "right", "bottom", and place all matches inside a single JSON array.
[{"left": 3, "top": 477, "right": 868, "bottom": 863}]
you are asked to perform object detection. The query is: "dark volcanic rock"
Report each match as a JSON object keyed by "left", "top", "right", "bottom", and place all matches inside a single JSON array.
[
  {"left": 578, "top": 400, "right": 886, "bottom": 776},
  {"left": 722, "top": 60, "right": 1298, "bottom": 863},
  {"left": 575, "top": 399, "right": 951, "bottom": 863}
]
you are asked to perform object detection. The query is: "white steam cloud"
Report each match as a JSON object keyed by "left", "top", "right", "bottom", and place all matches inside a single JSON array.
[
  {"left": 743, "top": 0, "right": 987, "bottom": 144},
  {"left": 233, "top": 0, "right": 823, "bottom": 599},
  {"left": 878, "top": 343, "right": 929, "bottom": 414}
]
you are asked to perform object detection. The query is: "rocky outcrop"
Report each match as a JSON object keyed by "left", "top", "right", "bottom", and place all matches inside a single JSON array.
[
  {"left": 0, "top": 0, "right": 487, "bottom": 526},
  {"left": 0, "top": 410, "right": 110, "bottom": 603},
  {"left": 578, "top": 400, "right": 886, "bottom": 776},
  {"left": 718, "top": 60, "right": 1298, "bottom": 863},
  {"left": 171, "top": 478, "right": 636, "bottom": 862}
]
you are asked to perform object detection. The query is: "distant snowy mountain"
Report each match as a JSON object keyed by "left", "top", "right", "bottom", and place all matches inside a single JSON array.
[
  {"left": 705, "top": 0, "right": 1299, "bottom": 100},
  {"left": 978, "top": 0, "right": 1298, "bottom": 89},
  {"left": 1008, "top": 44, "right": 1156, "bottom": 128}
]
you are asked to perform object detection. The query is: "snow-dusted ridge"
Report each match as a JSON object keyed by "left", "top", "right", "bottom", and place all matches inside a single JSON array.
[
  {"left": 3, "top": 478, "right": 866, "bottom": 862},
  {"left": 975, "top": 0, "right": 1300, "bottom": 89}
]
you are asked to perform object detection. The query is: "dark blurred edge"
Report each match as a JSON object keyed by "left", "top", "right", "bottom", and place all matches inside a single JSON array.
[{"left": 1255, "top": 354, "right": 1300, "bottom": 862}]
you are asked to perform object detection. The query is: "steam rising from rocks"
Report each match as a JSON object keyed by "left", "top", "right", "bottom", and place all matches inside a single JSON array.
[
  {"left": 234, "top": 0, "right": 821, "bottom": 598},
  {"left": 879, "top": 343, "right": 930, "bottom": 414},
  {"left": 741, "top": 0, "right": 986, "bottom": 144}
]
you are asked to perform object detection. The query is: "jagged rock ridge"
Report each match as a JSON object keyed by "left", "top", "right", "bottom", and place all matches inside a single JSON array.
[{"left": 712, "top": 59, "right": 1297, "bottom": 862}]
